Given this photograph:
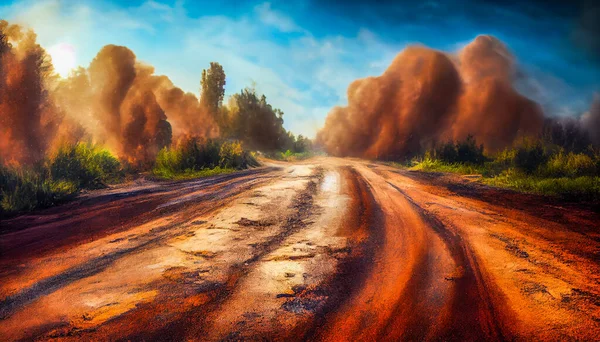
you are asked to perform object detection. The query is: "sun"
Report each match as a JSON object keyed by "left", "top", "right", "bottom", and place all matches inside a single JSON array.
[{"left": 48, "top": 43, "right": 76, "bottom": 78}]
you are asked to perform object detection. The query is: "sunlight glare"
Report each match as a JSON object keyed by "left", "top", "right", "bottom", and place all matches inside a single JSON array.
[{"left": 48, "top": 43, "right": 76, "bottom": 78}]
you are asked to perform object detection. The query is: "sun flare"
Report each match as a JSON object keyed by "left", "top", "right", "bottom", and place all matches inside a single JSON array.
[{"left": 48, "top": 43, "right": 76, "bottom": 78}]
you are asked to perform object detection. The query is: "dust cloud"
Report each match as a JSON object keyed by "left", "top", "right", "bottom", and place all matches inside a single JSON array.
[
  {"left": 0, "top": 21, "right": 60, "bottom": 165},
  {"left": 0, "top": 21, "right": 218, "bottom": 166},
  {"left": 317, "top": 35, "right": 547, "bottom": 159}
]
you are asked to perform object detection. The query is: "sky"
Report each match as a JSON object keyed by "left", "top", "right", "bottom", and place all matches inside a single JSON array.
[{"left": 1, "top": 0, "right": 599, "bottom": 138}]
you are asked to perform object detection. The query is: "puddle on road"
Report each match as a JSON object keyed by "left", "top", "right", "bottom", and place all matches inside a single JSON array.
[{"left": 320, "top": 171, "right": 340, "bottom": 193}]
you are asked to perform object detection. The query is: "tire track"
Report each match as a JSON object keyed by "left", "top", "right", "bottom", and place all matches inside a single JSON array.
[
  {"left": 311, "top": 162, "right": 506, "bottom": 341},
  {"left": 302, "top": 166, "right": 382, "bottom": 341},
  {"left": 307, "top": 164, "right": 453, "bottom": 341},
  {"left": 386, "top": 181, "right": 509, "bottom": 341},
  {"left": 118, "top": 168, "right": 326, "bottom": 341},
  {"left": 0, "top": 170, "right": 279, "bottom": 324}
]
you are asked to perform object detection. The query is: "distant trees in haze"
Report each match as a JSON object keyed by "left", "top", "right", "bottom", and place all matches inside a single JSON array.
[
  {"left": 199, "top": 62, "right": 309, "bottom": 153},
  {"left": 227, "top": 88, "right": 289, "bottom": 151},
  {"left": 200, "top": 62, "right": 226, "bottom": 118}
]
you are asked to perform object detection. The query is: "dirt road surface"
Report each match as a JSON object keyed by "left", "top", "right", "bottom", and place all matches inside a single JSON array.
[{"left": 1, "top": 157, "right": 599, "bottom": 341}]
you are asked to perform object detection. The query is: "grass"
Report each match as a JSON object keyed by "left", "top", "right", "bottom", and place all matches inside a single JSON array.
[
  {"left": 406, "top": 157, "right": 600, "bottom": 201},
  {"left": 0, "top": 143, "right": 123, "bottom": 216},
  {"left": 483, "top": 169, "right": 600, "bottom": 201},
  {"left": 266, "top": 149, "right": 319, "bottom": 161},
  {"left": 398, "top": 137, "right": 600, "bottom": 201},
  {"left": 1, "top": 139, "right": 262, "bottom": 215},
  {"left": 151, "top": 139, "right": 258, "bottom": 180},
  {"left": 151, "top": 166, "right": 236, "bottom": 180},
  {"left": 408, "top": 157, "right": 488, "bottom": 175}
]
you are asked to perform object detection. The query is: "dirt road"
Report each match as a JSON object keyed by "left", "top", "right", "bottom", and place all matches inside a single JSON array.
[{"left": 1, "top": 157, "right": 599, "bottom": 341}]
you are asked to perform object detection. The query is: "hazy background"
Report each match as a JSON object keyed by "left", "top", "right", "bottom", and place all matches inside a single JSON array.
[{"left": 2, "top": 0, "right": 598, "bottom": 138}]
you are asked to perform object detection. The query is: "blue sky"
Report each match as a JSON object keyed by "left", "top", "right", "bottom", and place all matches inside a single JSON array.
[{"left": 2, "top": 0, "right": 599, "bottom": 137}]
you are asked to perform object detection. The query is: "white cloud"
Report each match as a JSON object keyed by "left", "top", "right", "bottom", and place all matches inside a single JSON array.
[{"left": 254, "top": 2, "right": 302, "bottom": 33}]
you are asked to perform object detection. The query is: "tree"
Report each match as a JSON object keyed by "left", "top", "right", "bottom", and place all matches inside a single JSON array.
[
  {"left": 200, "top": 62, "right": 226, "bottom": 123},
  {"left": 293, "top": 135, "right": 312, "bottom": 153},
  {"left": 229, "top": 87, "right": 290, "bottom": 151}
]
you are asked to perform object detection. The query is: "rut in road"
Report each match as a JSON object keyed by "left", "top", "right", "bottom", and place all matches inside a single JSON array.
[
  {"left": 2, "top": 158, "right": 598, "bottom": 341},
  {"left": 113, "top": 167, "right": 327, "bottom": 340},
  {"left": 309, "top": 164, "right": 510, "bottom": 341},
  {"left": 386, "top": 181, "right": 508, "bottom": 341},
  {"left": 0, "top": 171, "right": 277, "bottom": 320},
  {"left": 0, "top": 167, "right": 287, "bottom": 340}
]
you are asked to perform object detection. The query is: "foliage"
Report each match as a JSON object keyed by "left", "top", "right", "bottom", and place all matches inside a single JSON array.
[
  {"left": 152, "top": 166, "right": 236, "bottom": 181},
  {"left": 541, "top": 151, "right": 597, "bottom": 178},
  {"left": 0, "top": 143, "right": 121, "bottom": 216},
  {"left": 219, "top": 141, "right": 247, "bottom": 168},
  {"left": 291, "top": 134, "right": 313, "bottom": 154},
  {"left": 0, "top": 167, "right": 78, "bottom": 215},
  {"left": 222, "top": 87, "right": 290, "bottom": 151},
  {"left": 405, "top": 136, "right": 600, "bottom": 201},
  {"left": 200, "top": 62, "right": 226, "bottom": 121},
  {"left": 512, "top": 139, "right": 548, "bottom": 174},
  {"left": 484, "top": 169, "right": 600, "bottom": 201},
  {"left": 152, "top": 138, "right": 258, "bottom": 180},
  {"left": 268, "top": 149, "right": 315, "bottom": 162},
  {"left": 49, "top": 143, "right": 123, "bottom": 189},
  {"left": 542, "top": 118, "right": 591, "bottom": 153},
  {"left": 410, "top": 156, "right": 487, "bottom": 175},
  {"left": 433, "top": 135, "right": 485, "bottom": 164}
]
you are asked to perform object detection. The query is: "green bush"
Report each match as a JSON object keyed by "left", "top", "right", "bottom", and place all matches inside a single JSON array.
[
  {"left": 219, "top": 141, "right": 245, "bottom": 168},
  {"left": 484, "top": 168, "right": 600, "bottom": 201},
  {"left": 0, "top": 168, "right": 78, "bottom": 214},
  {"left": 50, "top": 143, "right": 122, "bottom": 189},
  {"left": 434, "top": 135, "right": 485, "bottom": 164},
  {"left": 513, "top": 140, "right": 548, "bottom": 174},
  {"left": 152, "top": 138, "right": 258, "bottom": 179},
  {"left": 265, "top": 149, "right": 314, "bottom": 161},
  {"left": 154, "top": 146, "right": 183, "bottom": 177},
  {"left": 410, "top": 155, "right": 487, "bottom": 175},
  {"left": 0, "top": 143, "right": 120, "bottom": 215},
  {"left": 436, "top": 141, "right": 458, "bottom": 163},
  {"left": 541, "top": 151, "right": 597, "bottom": 178},
  {"left": 403, "top": 137, "right": 600, "bottom": 201}
]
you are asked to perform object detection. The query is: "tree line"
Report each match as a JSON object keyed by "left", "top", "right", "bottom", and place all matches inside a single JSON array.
[{"left": 200, "top": 62, "right": 311, "bottom": 154}]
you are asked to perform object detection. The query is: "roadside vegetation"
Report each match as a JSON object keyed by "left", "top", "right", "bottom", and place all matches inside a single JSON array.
[
  {"left": 404, "top": 135, "right": 600, "bottom": 201},
  {"left": 0, "top": 62, "right": 314, "bottom": 216},
  {"left": 0, "top": 143, "right": 123, "bottom": 215},
  {"left": 264, "top": 134, "right": 316, "bottom": 161},
  {"left": 152, "top": 139, "right": 258, "bottom": 180}
]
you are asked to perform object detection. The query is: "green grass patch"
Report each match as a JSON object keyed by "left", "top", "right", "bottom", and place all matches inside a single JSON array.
[
  {"left": 482, "top": 169, "right": 600, "bottom": 200},
  {"left": 408, "top": 157, "right": 488, "bottom": 175},
  {"left": 151, "top": 139, "right": 258, "bottom": 180},
  {"left": 399, "top": 136, "right": 600, "bottom": 201},
  {"left": 0, "top": 143, "right": 123, "bottom": 216},
  {"left": 151, "top": 166, "right": 236, "bottom": 180},
  {"left": 266, "top": 149, "right": 320, "bottom": 161},
  {"left": 406, "top": 154, "right": 600, "bottom": 201}
]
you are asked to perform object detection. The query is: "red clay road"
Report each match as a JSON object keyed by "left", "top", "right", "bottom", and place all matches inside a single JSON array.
[{"left": 1, "top": 157, "right": 599, "bottom": 341}]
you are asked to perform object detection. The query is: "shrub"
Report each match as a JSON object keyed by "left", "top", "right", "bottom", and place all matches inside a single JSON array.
[
  {"left": 49, "top": 143, "right": 122, "bottom": 189},
  {"left": 219, "top": 141, "right": 245, "bottom": 168},
  {"left": 513, "top": 140, "right": 547, "bottom": 174},
  {"left": 435, "top": 135, "right": 485, "bottom": 164},
  {"left": 0, "top": 168, "right": 77, "bottom": 214},
  {"left": 436, "top": 141, "right": 458, "bottom": 163},
  {"left": 154, "top": 146, "right": 183, "bottom": 177},
  {"left": 152, "top": 139, "right": 258, "bottom": 179},
  {"left": 542, "top": 151, "right": 597, "bottom": 178},
  {"left": 456, "top": 135, "right": 486, "bottom": 164}
]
